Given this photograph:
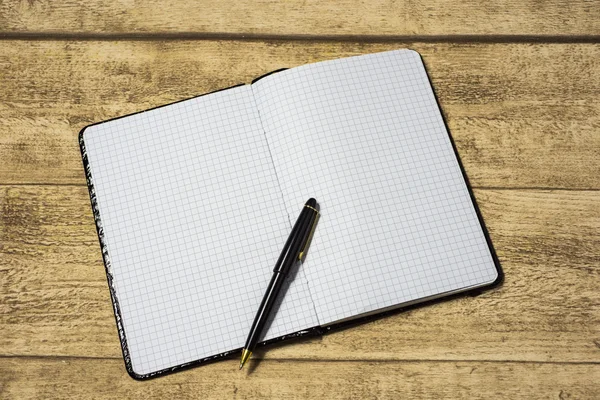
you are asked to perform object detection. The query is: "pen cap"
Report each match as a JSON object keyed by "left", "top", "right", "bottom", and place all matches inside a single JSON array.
[{"left": 305, "top": 198, "right": 319, "bottom": 211}]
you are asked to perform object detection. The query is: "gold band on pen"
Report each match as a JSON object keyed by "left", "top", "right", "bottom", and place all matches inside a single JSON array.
[{"left": 304, "top": 204, "right": 319, "bottom": 213}]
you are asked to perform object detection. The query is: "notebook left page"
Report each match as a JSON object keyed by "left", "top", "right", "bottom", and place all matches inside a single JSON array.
[{"left": 81, "top": 85, "right": 319, "bottom": 377}]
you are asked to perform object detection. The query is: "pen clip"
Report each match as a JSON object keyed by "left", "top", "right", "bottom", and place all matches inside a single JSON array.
[{"left": 298, "top": 209, "right": 320, "bottom": 262}]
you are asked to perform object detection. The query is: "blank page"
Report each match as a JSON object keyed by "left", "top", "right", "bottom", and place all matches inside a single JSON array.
[
  {"left": 82, "top": 85, "right": 318, "bottom": 376},
  {"left": 252, "top": 50, "right": 498, "bottom": 325}
]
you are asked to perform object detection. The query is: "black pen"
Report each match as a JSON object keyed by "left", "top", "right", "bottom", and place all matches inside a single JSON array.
[{"left": 239, "top": 198, "right": 320, "bottom": 369}]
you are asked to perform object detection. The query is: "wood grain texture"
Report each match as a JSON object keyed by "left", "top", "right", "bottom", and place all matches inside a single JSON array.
[
  {"left": 1, "top": 0, "right": 599, "bottom": 36},
  {"left": 1, "top": 357, "right": 599, "bottom": 399},
  {"left": 2, "top": 186, "right": 599, "bottom": 362},
  {"left": 2, "top": 0, "right": 600, "bottom": 394},
  {"left": 1, "top": 41, "right": 599, "bottom": 188}
]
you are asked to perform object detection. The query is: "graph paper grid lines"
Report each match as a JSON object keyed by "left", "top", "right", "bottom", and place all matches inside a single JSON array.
[{"left": 83, "top": 49, "right": 499, "bottom": 376}]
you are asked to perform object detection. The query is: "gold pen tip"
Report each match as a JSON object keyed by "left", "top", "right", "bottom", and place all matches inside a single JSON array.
[{"left": 239, "top": 348, "right": 252, "bottom": 370}]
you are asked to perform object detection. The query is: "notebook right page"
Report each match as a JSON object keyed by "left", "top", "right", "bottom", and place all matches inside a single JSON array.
[{"left": 252, "top": 49, "right": 499, "bottom": 325}]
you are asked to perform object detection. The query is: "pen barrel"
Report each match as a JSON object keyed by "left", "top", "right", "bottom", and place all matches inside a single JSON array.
[
  {"left": 243, "top": 271, "right": 288, "bottom": 350},
  {"left": 273, "top": 206, "right": 316, "bottom": 273}
]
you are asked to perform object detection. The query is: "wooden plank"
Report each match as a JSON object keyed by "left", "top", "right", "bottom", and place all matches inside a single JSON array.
[
  {"left": 0, "top": 0, "right": 599, "bottom": 36},
  {"left": 1, "top": 357, "right": 599, "bottom": 399},
  {"left": 2, "top": 186, "right": 599, "bottom": 362},
  {"left": 1, "top": 41, "right": 599, "bottom": 188}
]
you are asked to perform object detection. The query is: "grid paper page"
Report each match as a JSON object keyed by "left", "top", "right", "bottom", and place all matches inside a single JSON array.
[
  {"left": 83, "top": 85, "right": 319, "bottom": 376},
  {"left": 252, "top": 49, "right": 498, "bottom": 325}
]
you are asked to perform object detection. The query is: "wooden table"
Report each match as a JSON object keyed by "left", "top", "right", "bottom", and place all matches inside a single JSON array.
[{"left": 1, "top": 1, "right": 599, "bottom": 398}]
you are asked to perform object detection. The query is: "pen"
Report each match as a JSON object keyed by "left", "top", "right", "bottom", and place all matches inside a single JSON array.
[{"left": 239, "top": 198, "right": 320, "bottom": 369}]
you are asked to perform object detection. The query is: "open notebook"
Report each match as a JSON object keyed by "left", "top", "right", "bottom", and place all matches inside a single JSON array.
[{"left": 80, "top": 49, "right": 501, "bottom": 379}]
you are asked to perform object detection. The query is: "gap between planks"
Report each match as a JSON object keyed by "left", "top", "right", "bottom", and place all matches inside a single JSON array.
[
  {"left": 0, "top": 32, "right": 600, "bottom": 43},
  {"left": 0, "top": 354, "right": 598, "bottom": 365}
]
